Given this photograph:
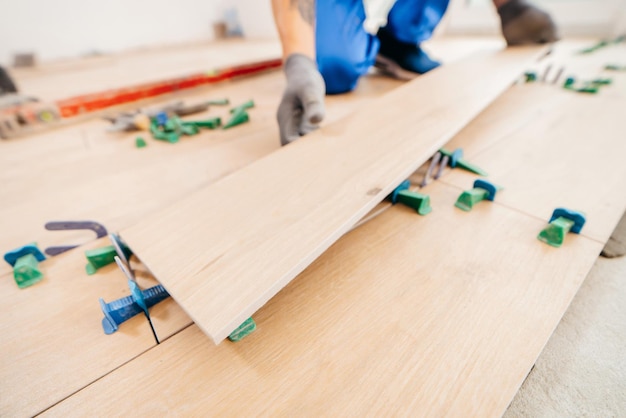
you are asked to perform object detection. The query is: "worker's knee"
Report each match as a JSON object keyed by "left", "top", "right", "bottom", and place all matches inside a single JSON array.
[
  {"left": 317, "top": 55, "right": 364, "bottom": 94},
  {"left": 315, "top": 0, "right": 378, "bottom": 94}
]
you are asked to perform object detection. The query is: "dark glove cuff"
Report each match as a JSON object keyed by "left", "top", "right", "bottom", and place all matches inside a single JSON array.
[{"left": 498, "top": 0, "right": 530, "bottom": 22}]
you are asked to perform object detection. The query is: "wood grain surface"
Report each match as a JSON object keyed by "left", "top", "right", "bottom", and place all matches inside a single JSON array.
[
  {"left": 0, "top": 74, "right": 403, "bottom": 417},
  {"left": 120, "top": 47, "right": 547, "bottom": 344},
  {"left": 44, "top": 183, "right": 603, "bottom": 417}
]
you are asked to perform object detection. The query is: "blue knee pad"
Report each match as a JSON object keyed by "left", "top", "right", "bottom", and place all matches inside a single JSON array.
[
  {"left": 386, "top": 0, "right": 451, "bottom": 44},
  {"left": 316, "top": 0, "right": 378, "bottom": 94}
]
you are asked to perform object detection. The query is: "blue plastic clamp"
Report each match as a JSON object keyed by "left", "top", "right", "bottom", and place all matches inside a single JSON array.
[
  {"left": 4, "top": 244, "right": 46, "bottom": 266},
  {"left": 549, "top": 208, "right": 586, "bottom": 234}
]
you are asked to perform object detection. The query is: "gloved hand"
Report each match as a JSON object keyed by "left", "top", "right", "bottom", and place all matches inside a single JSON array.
[
  {"left": 277, "top": 54, "right": 326, "bottom": 146},
  {"left": 498, "top": 0, "right": 559, "bottom": 46}
]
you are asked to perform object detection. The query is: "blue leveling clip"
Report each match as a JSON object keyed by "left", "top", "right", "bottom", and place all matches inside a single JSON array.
[
  {"left": 154, "top": 112, "right": 168, "bottom": 126},
  {"left": 548, "top": 208, "right": 586, "bottom": 234},
  {"left": 538, "top": 208, "right": 586, "bottom": 247},
  {"left": 455, "top": 179, "right": 502, "bottom": 212},
  {"left": 99, "top": 284, "right": 170, "bottom": 335},
  {"left": 388, "top": 180, "right": 432, "bottom": 215},
  {"left": 3, "top": 244, "right": 47, "bottom": 288}
]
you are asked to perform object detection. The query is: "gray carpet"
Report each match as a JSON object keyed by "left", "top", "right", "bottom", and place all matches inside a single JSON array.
[{"left": 504, "top": 221, "right": 626, "bottom": 417}]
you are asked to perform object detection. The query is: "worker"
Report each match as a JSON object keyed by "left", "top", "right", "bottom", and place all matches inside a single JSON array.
[
  {"left": 271, "top": 0, "right": 558, "bottom": 145},
  {"left": 0, "top": 66, "right": 18, "bottom": 95}
]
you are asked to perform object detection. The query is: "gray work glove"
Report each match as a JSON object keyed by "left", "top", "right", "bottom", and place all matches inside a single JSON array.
[
  {"left": 277, "top": 54, "right": 326, "bottom": 146},
  {"left": 498, "top": 0, "right": 559, "bottom": 46}
]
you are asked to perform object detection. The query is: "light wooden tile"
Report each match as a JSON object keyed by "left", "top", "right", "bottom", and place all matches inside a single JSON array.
[
  {"left": 442, "top": 89, "right": 626, "bottom": 243},
  {"left": 0, "top": 238, "right": 159, "bottom": 416},
  {"left": 120, "top": 47, "right": 547, "bottom": 344},
  {"left": 43, "top": 183, "right": 602, "bottom": 417}
]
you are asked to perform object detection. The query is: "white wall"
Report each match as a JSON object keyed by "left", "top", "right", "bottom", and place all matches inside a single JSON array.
[{"left": 0, "top": 0, "right": 233, "bottom": 65}]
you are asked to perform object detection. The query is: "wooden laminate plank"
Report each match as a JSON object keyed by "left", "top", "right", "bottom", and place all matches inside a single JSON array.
[
  {"left": 120, "top": 47, "right": 547, "bottom": 344},
  {"left": 435, "top": 40, "right": 626, "bottom": 168},
  {"left": 441, "top": 85, "right": 626, "bottom": 243},
  {"left": 0, "top": 238, "right": 163, "bottom": 417},
  {"left": 0, "top": 71, "right": 403, "bottom": 277},
  {"left": 10, "top": 39, "right": 282, "bottom": 102},
  {"left": 0, "top": 36, "right": 501, "bottom": 270},
  {"left": 0, "top": 75, "right": 404, "bottom": 416},
  {"left": 44, "top": 183, "right": 603, "bottom": 417}
]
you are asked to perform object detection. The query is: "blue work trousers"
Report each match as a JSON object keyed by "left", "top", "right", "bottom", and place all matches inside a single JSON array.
[{"left": 316, "top": 0, "right": 450, "bottom": 93}]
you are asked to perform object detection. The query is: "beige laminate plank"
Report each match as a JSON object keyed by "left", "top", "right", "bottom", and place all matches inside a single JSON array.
[
  {"left": 436, "top": 41, "right": 626, "bottom": 169},
  {"left": 0, "top": 238, "right": 163, "bottom": 417},
  {"left": 120, "top": 46, "right": 546, "bottom": 344},
  {"left": 0, "top": 71, "right": 403, "bottom": 277},
  {"left": 10, "top": 39, "right": 282, "bottom": 102},
  {"left": 0, "top": 75, "right": 404, "bottom": 416},
  {"left": 44, "top": 183, "right": 602, "bottom": 417},
  {"left": 0, "top": 35, "right": 501, "bottom": 267},
  {"left": 441, "top": 86, "right": 626, "bottom": 243}
]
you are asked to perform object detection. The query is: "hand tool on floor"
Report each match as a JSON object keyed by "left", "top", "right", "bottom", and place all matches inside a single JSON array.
[
  {"left": 0, "top": 94, "right": 61, "bottom": 139},
  {"left": 85, "top": 243, "right": 132, "bottom": 275},
  {"left": 104, "top": 99, "right": 229, "bottom": 132},
  {"left": 455, "top": 179, "right": 502, "bottom": 212},
  {"left": 389, "top": 179, "right": 432, "bottom": 215},
  {"left": 604, "top": 64, "right": 626, "bottom": 71},
  {"left": 578, "top": 35, "right": 625, "bottom": 54},
  {"left": 563, "top": 76, "right": 613, "bottom": 94},
  {"left": 524, "top": 64, "right": 565, "bottom": 86},
  {"left": 538, "top": 208, "right": 586, "bottom": 248},
  {"left": 439, "top": 148, "right": 488, "bottom": 176},
  {"left": 44, "top": 221, "right": 108, "bottom": 256},
  {"left": 421, "top": 148, "right": 487, "bottom": 187},
  {"left": 100, "top": 284, "right": 170, "bottom": 335},
  {"left": 110, "top": 233, "right": 160, "bottom": 343},
  {"left": 350, "top": 179, "right": 431, "bottom": 232},
  {"left": 228, "top": 317, "right": 257, "bottom": 342},
  {"left": 223, "top": 100, "right": 254, "bottom": 129},
  {"left": 3, "top": 243, "right": 46, "bottom": 288},
  {"left": 420, "top": 151, "right": 448, "bottom": 187}
]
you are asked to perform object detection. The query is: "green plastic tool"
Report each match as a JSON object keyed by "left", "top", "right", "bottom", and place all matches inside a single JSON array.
[
  {"left": 389, "top": 180, "right": 432, "bottom": 216},
  {"left": 563, "top": 77, "right": 576, "bottom": 89},
  {"left": 228, "top": 317, "right": 257, "bottom": 342},
  {"left": 229, "top": 100, "right": 254, "bottom": 114},
  {"left": 223, "top": 108, "right": 249, "bottom": 129},
  {"left": 182, "top": 117, "right": 222, "bottom": 129},
  {"left": 85, "top": 244, "right": 132, "bottom": 275},
  {"left": 604, "top": 64, "right": 626, "bottom": 71},
  {"left": 207, "top": 98, "right": 230, "bottom": 106},
  {"left": 578, "top": 40, "right": 609, "bottom": 54},
  {"left": 3, "top": 243, "right": 46, "bottom": 288},
  {"left": 577, "top": 85, "right": 599, "bottom": 94},
  {"left": 13, "top": 254, "right": 44, "bottom": 288},
  {"left": 439, "top": 148, "right": 488, "bottom": 176},
  {"left": 455, "top": 179, "right": 501, "bottom": 212},
  {"left": 135, "top": 137, "right": 147, "bottom": 148},
  {"left": 590, "top": 78, "right": 612, "bottom": 86},
  {"left": 524, "top": 71, "right": 537, "bottom": 82},
  {"left": 150, "top": 120, "right": 180, "bottom": 143},
  {"left": 538, "top": 217, "right": 575, "bottom": 247},
  {"left": 537, "top": 208, "right": 586, "bottom": 248},
  {"left": 395, "top": 190, "right": 432, "bottom": 215}
]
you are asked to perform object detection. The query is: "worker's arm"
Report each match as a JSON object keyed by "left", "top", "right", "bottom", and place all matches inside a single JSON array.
[
  {"left": 494, "top": 0, "right": 559, "bottom": 45},
  {"left": 271, "top": 0, "right": 326, "bottom": 146}
]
